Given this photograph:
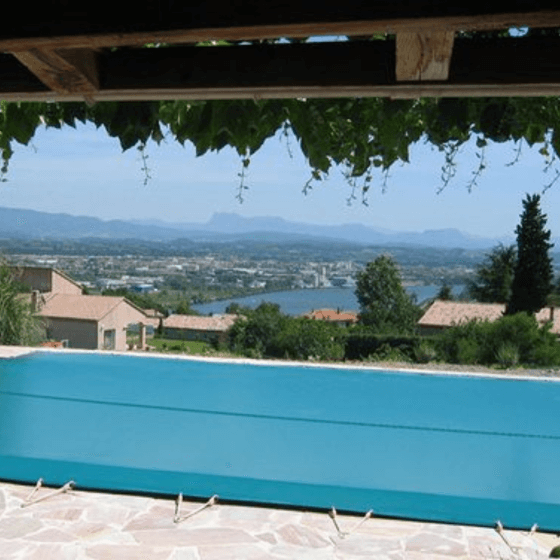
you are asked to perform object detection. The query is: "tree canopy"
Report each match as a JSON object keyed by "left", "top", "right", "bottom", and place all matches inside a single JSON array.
[
  {"left": 2, "top": 94, "right": 560, "bottom": 198},
  {"left": 467, "top": 244, "right": 516, "bottom": 303},
  {"left": 506, "top": 193, "right": 554, "bottom": 315},
  {"left": 0, "top": 263, "right": 44, "bottom": 345},
  {"left": 354, "top": 255, "right": 420, "bottom": 333},
  {"left": 228, "top": 301, "right": 344, "bottom": 360}
]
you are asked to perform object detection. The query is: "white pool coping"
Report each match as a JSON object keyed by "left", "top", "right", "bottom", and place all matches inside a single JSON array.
[{"left": 2, "top": 344, "right": 560, "bottom": 383}]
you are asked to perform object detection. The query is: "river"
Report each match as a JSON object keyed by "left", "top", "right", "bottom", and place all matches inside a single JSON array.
[{"left": 192, "top": 285, "right": 465, "bottom": 316}]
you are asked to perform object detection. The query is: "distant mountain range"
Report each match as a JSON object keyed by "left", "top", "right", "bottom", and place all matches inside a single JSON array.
[{"left": 0, "top": 206, "right": 518, "bottom": 249}]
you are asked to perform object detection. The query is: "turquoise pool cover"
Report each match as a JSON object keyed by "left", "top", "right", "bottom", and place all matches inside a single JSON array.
[{"left": 0, "top": 352, "right": 559, "bottom": 530}]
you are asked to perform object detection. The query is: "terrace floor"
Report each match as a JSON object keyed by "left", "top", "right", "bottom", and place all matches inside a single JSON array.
[{"left": 0, "top": 480, "right": 557, "bottom": 560}]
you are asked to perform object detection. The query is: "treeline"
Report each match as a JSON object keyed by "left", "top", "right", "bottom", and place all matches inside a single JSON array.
[
  {"left": 227, "top": 302, "right": 560, "bottom": 368},
  {"left": 1, "top": 236, "right": 542, "bottom": 269},
  {"left": 228, "top": 303, "right": 345, "bottom": 361}
]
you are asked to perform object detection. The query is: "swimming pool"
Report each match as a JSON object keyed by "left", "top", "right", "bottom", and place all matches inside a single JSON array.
[{"left": 1, "top": 351, "right": 559, "bottom": 530}]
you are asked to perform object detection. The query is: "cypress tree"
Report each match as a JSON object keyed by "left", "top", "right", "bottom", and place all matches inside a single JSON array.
[{"left": 506, "top": 194, "right": 553, "bottom": 315}]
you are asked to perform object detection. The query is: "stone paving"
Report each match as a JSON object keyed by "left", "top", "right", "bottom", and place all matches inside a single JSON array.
[
  {"left": 0, "top": 481, "right": 557, "bottom": 560},
  {"left": 0, "top": 346, "right": 37, "bottom": 359}
]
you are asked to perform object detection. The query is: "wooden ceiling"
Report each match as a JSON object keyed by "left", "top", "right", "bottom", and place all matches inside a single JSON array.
[{"left": 2, "top": 2, "right": 560, "bottom": 103}]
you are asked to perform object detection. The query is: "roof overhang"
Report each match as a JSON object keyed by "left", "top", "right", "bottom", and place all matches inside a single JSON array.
[{"left": 2, "top": 3, "right": 560, "bottom": 102}]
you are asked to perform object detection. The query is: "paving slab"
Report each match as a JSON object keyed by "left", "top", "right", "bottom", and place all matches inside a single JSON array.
[
  {"left": 0, "top": 481, "right": 554, "bottom": 559},
  {"left": 0, "top": 345, "right": 36, "bottom": 358}
]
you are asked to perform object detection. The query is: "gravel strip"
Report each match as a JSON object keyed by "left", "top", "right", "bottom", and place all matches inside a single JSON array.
[{"left": 357, "top": 359, "right": 560, "bottom": 379}]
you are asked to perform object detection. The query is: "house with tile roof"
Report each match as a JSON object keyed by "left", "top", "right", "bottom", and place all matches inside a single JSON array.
[
  {"left": 10, "top": 266, "right": 150, "bottom": 350},
  {"left": 162, "top": 314, "right": 239, "bottom": 345},
  {"left": 38, "top": 294, "right": 148, "bottom": 351},
  {"left": 418, "top": 299, "right": 560, "bottom": 336},
  {"left": 10, "top": 265, "right": 83, "bottom": 296},
  {"left": 303, "top": 308, "right": 359, "bottom": 327}
]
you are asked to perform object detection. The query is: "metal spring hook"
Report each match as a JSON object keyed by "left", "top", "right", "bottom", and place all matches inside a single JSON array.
[
  {"left": 495, "top": 520, "right": 525, "bottom": 557},
  {"left": 21, "top": 479, "right": 75, "bottom": 508},
  {"left": 329, "top": 507, "right": 373, "bottom": 539},
  {"left": 174, "top": 493, "right": 218, "bottom": 524}
]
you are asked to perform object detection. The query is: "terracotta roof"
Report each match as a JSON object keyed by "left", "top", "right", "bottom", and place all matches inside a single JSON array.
[
  {"left": 535, "top": 307, "right": 560, "bottom": 334},
  {"left": 38, "top": 294, "right": 146, "bottom": 322},
  {"left": 418, "top": 300, "right": 505, "bottom": 328},
  {"left": 419, "top": 300, "right": 560, "bottom": 334},
  {"left": 163, "top": 314, "right": 238, "bottom": 332},
  {"left": 143, "top": 309, "right": 164, "bottom": 318},
  {"left": 142, "top": 317, "right": 162, "bottom": 329},
  {"left": 304, "top": 309, "right": 358, "bottom": 323}
]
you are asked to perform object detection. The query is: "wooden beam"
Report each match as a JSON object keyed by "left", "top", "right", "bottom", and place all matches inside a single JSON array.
[
  {"left": 4, "top": 84, "right": 560, "bottom": 101},
  {"left": 1, "top": 8, "right": 560, "bottom": 51},
  {"left": 3, "top": 36, "right": 560, "bottom": 101},
  {"left": 396, "top": 31, "right": 454, "bottom": 81},
  {"left": 11, "top": 48, "right": 99, "bottom": 99}
]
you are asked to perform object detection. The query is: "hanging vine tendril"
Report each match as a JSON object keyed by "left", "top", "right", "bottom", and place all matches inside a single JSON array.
[
  {"left": 2, "top": 92, "right": 560, "bottom": 199},
  {"left": 236, "top": 155, "right": 251, "bottom": 203},
  {"left": 138, "top": 143, "right": 152, "bottom": 187}
]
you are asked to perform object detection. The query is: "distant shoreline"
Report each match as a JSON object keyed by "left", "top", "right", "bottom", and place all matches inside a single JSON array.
[{"left": 193, "top": 285, "right": 465, "bottom": 316}]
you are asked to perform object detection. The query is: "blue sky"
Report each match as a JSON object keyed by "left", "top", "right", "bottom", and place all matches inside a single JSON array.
[{"left": 1, "top": 120, "right": 560, "bottom": 239}]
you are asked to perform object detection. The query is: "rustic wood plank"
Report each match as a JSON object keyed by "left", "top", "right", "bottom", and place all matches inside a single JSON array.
[
  {"left": 12, "top": 49, "right": 99, "bottom": 98},
  {"left": 396, "top": 31, "right": 454, "bottom": 81},
  {"left": 2, "top": 9, "right": 560, "bottom": 51}
]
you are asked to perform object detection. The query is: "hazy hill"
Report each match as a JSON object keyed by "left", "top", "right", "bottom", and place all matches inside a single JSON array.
[{"left": 0, "top": 206, "right": 517, "bottom": 249}]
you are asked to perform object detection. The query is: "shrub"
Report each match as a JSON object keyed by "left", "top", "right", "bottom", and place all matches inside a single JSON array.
[
  {"left": 485, "top": 312, "right": 540, "bottom": 364},
  {"left": 368, "top": 343, "right": 412, "bottom": 363},
  {"left": 435, "top": 312, "right": 560, "bottom": 367},
  {"left": 531, "top": 341, "right": 560, "bottom": 367},
  {"left": 343, "top": 328, "right": 423, "bottom": 361},
  {"left": 495, "top": 342, "right": 520, "bottom": 368},
  {"left": 228, "top": 302, "right": 288, "bottom": 357},
  {"left": 455, "top": 337, "right": 481, "bottom": 365},
  {"left": 435, "top": 320, "right": 491, "bottom": 364},
  {"left": 228, "top": 304, "right": 344, "bottom": 361},
  {"left": 274, "top": 318, "right": 344, "bottom": 361},
  {"left": 414, "top": 340, "right": 438, "bottom": 364},
  {"left": 0, "top": 264, "right": 45, "bottom": 345}
]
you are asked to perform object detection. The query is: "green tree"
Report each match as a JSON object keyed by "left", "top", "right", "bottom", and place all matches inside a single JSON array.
[
  {"left": 175, "top": 300, "right": 199, "bottom": 316},
  {"left": 228, "top": 302, "right": 288, "bottom": 358},
  {"left": 354, "top": 255, "right": 420, "bottom": 334},
  {"left": 436, "top": 283, "right": 454, "bottom": 301},
  {"left": 0, "top": 263, "right": 44, "bottom": 345},
  {"left": 274, "top": 318, "right": 344, "bottom": 361},
  {"left": 506, "top": 194, "right": 554, "bottom": 315},
  {"left": 467, "top": 244, "right": 516, "bottom": 303}
]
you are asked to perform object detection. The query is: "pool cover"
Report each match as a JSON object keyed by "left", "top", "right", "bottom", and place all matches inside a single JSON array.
[{"left": 1, "top": 352, "right": 559, "bottom": 530}]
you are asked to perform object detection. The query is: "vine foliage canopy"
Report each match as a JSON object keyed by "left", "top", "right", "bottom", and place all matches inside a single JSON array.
[{"left": 2, "top": 3, "right": 560, "bottom": 193}]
